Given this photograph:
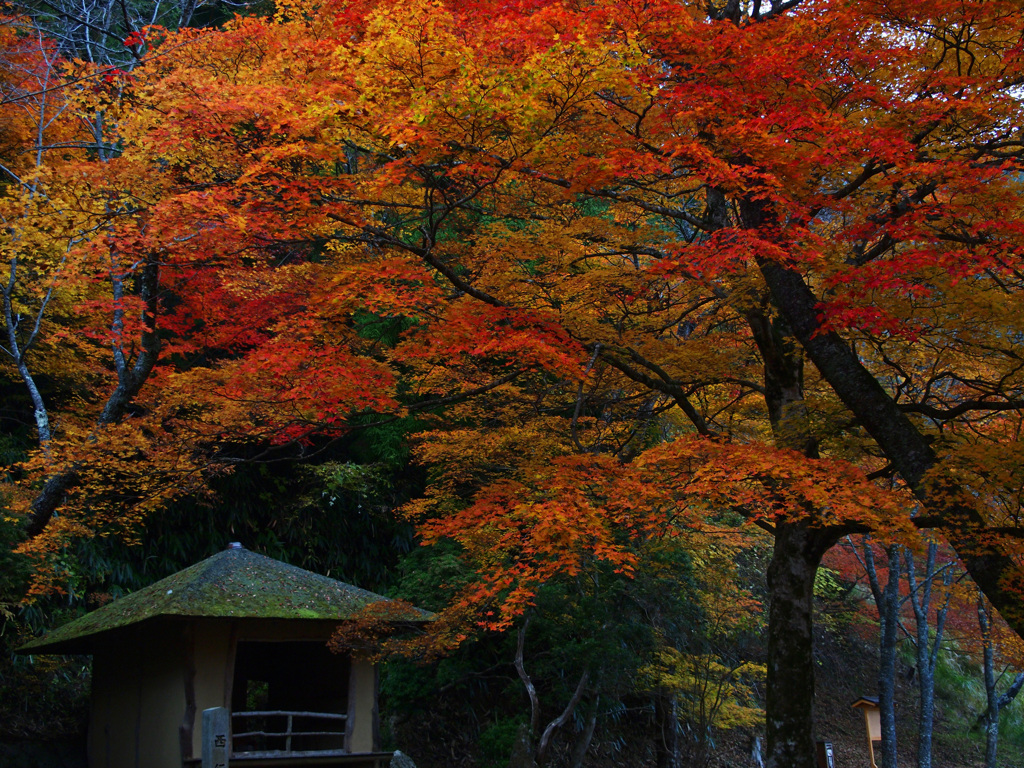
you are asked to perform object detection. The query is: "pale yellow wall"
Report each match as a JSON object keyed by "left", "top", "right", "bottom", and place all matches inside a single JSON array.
[
  {"left": 347, "top": 657, "right": 378, "bottom": 753},
  {"left": 190, "top": 620, "right": 232, "bottom": 758},
  {"left": 138, "top": 629, "right": 187, "bottom": 766},
  {"left": 88, "top": 636, "right": 140, "bottom": 768},
  {"left": 87, "top": 625, "right": 185, "bottom": 768}
]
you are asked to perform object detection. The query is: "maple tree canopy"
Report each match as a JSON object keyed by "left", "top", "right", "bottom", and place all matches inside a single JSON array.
[
  {"left": 25, "top": 0, "right": 1015, "bottom": 614},
  {"left": 2, "top": 1, "right": 1024, "bottom": 764}
]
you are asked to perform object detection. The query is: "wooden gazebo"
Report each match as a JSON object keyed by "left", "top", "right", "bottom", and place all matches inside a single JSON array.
[{"left": 19, "top": 544, "right": 428, "bottom": 768}]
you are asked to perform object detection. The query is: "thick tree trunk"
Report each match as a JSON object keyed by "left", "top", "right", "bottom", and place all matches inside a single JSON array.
[
  {"left": 765, "top": 521, "right": 833, "bottom": 768},
  {"left": 743, "top": 265, "right": 835, "bottom": 768}
]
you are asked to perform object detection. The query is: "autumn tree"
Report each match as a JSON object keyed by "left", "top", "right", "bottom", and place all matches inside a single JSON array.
[{"left": 6, "top": 3, "right": 1024, "bottom": 768}]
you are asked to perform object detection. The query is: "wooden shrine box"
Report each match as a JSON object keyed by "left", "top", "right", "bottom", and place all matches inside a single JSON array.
[
  {"left": 18, "top": 544, "right": 428, "bottom": 768},
  {"left": 852, "top": 695, "right": 883, "bottom": 768}
]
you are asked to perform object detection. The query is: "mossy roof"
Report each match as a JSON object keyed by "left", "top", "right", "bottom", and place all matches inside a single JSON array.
[{"left": 19, "top": 546, "right": 429, "bottom": 655}]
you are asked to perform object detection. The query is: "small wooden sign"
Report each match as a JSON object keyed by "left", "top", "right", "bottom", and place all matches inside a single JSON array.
[
  {"left": 202, "top": 707, "right": 230, "bottom": 768},
  {"left": 852, "top": 696, "right": 882, "bottom": 768}
]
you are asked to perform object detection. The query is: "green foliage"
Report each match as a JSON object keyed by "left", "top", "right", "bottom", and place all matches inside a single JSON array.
[
  {"left": 345, "top": 416, "right": 417, "bottom": 473},
  {"left": 382, "top": 539, "right": 509, "bottom": 715},
  {"left": 932, "top": 646, "right": 984, "bottom": 707},
  {"left": 390, "top": 538, "right": 475, "bottom": 612},
  {"left": 813, "top": 565, "right": 860, "bottom": 633},
  {"left": 0, "top": 645, "right": 90, "bottom": 739},
  {"left": 0, "top": 438, "right": 88, "bottom": 736},
  {"left": 813, "top": 567, "right": 845, "bottom": 601},
  {"left": 0, "top": 432, "right": 23, "bottom": 470},
  {"left": 353, "top": 310, "right": 419, "bottom": 349},
  {"left": 1, "top": 500, "right": 89, "bottom": 738},
  {"left": 478, "top": 716, "right": 527, "bottom": 768},
  {"left": 629, "top": 537, "right": 766, "bottom": 767},
  {"left": 640, "top": 648, "right": 765, "bottom": 730},
  {"left": 1, "top": 502, "right": 29, "bottom": 621},
  {"left": 900, "top": 641, "right": 1024, "bottom": 768},
  {"left": 66, "top": 449, "right": 417, "bottom": 603},
  {"left": 382, "top": 533, "right": 720, "bottom": 766},
  {"left": 999, "top": 695, "right": 1024, "bottom": 763}
]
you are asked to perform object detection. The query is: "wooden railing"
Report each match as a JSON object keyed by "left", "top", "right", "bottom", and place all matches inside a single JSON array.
[{"left": 231, "top": 710, "right": 348, "bottom": 757}]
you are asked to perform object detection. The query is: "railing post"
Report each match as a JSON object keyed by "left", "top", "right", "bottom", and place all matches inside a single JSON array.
[
  {"left": 285, "top": 713, "right": 293, "bottom": 753},
  {"left": 202, "top": 707, "right": 230, "bottom": 768}
]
